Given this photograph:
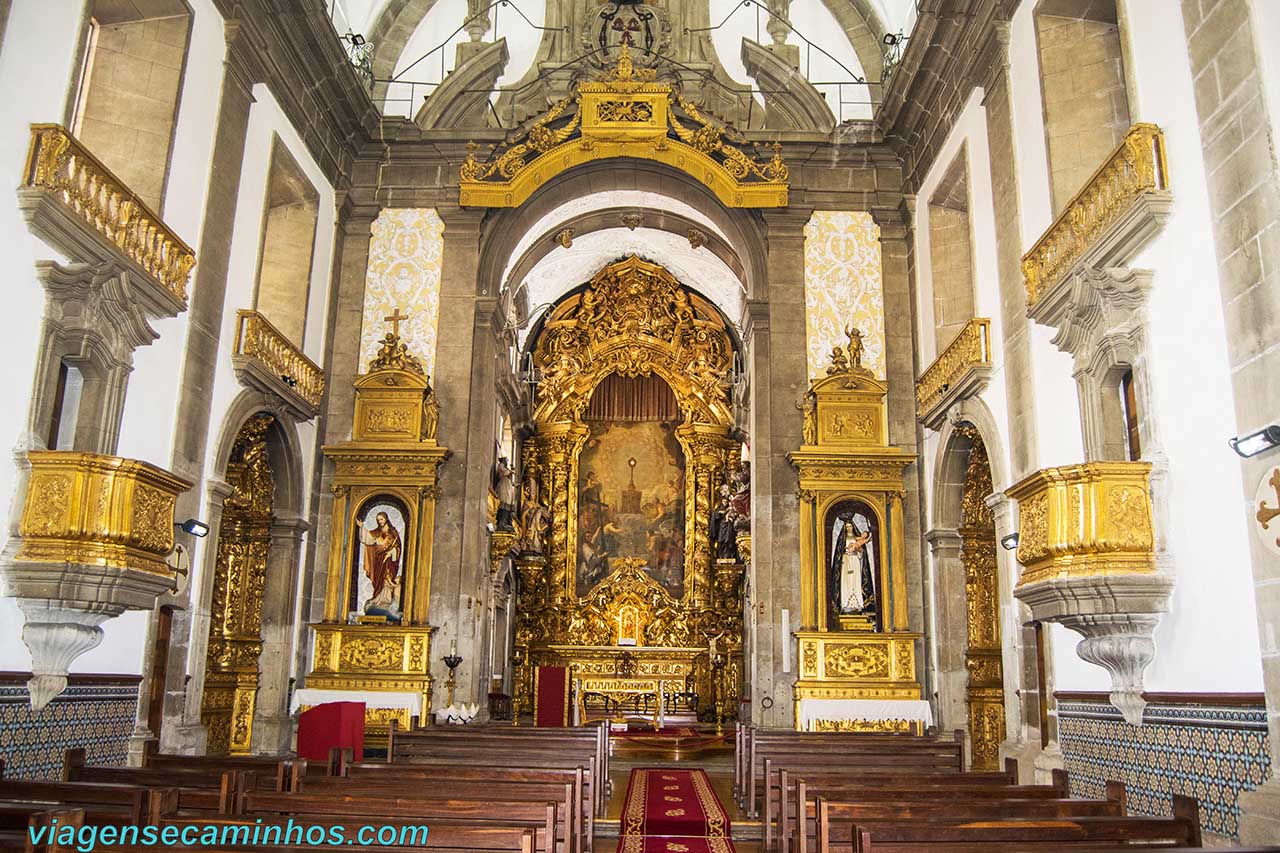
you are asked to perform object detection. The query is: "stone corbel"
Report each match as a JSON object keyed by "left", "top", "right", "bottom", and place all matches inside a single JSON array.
[{"left": 1015, "top": 574, "right": 1171, "bottom": 725}]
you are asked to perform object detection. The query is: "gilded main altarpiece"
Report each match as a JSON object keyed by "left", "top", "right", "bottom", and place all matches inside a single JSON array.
[{"left": 506, "top": 256, "right": 747, "bottom": 722}]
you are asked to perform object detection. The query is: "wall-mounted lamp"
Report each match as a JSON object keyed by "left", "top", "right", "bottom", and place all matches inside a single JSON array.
[
  {"left": 1229, "top": 425, "right": 1280, "bottom": 458},
  {"left": 1000, "top": 533, "right": 1019, "bottom": 551},
  {"left": 176, "top": 518, "right": 210, "bottom": 538}
]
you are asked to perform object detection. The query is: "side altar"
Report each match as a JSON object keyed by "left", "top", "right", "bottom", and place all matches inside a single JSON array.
[
  {"left": 788, "top": 329, "right": 927, "bottom": 733},
  {"left": 302, "top": 319, "right": 447, "bottom": 744}
]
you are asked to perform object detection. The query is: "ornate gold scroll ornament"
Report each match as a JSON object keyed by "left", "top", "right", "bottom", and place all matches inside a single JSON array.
[{"left": 459, "top": 45, "right": 788, "bottom": 209}]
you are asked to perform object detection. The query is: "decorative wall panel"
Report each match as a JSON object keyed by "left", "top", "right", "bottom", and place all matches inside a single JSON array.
[
  {"left": 0, "top": 678, "right": 138, "bottom": 778},
  {"left": 358, "top": 209, "right": 445, "bottom": 376},
  {"left": 803, "top": 211, "right": 885, "bottom": 381},
  {"left": 1058, "top": 696, "right": 1270, "bottom": 839}
]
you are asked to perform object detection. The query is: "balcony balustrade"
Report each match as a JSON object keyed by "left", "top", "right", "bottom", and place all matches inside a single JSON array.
[
  {"left": 233, "top": 310, "right": 325, "bottom": 419},
  {"left": 915, "top": 318, "right": 992, "bottom": 430}
]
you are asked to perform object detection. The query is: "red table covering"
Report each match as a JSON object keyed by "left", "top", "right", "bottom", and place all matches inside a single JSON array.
[{"left": 297, "top": 701, "right": 364, "bottom": 762}]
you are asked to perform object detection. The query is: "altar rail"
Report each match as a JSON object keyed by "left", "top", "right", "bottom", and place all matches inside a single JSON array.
[
  {"left": 23, "top": 124, "right": 195, "bottom": 303},
  {"left": 1022, "top": 123, "right": 1168, "bottom": 306}
]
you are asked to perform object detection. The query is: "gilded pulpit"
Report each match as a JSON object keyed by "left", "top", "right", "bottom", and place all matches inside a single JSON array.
[
  {"left": 788, "top": 329, "right": 925, "bottom": 732},
  {"left": 302, "top": 319, "right": 447, "bottom": 742}
]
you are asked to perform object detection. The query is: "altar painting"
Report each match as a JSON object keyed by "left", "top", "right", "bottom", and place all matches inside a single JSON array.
[
  {"left": 349, "top": 496, "right": 408, "bottom": 624},
  {"left": 826, "top": 499, "right": 880, "bottom": 629},
  {"left": 576, "top": 420, "right": 685, "bottom": 597}
]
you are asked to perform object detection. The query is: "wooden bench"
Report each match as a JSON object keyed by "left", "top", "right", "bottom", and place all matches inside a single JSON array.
[
  {"left": 227, "top": 790, "right": 562, "bottom": 853},
  {"left": 817, "top": 794, "right": 1203, "bottom": 852}
]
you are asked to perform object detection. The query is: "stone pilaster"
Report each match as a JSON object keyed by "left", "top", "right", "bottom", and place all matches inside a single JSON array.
[
  {"left": 925, "top": 528, "right": 964, "bottom": 730},
  {"left": 427, "top": 206, "right": 496, "bottom": 711},
  {"left": 979, "top": 24, "right": 1040, "bottom": 481},
  {"left": 158, "top": 21, "right": 266, "bottom": 753},
  {"left": 253, "top": 516, "right": 309, "bottom": 754},
  {"left": 749, "top": 209, "right": 810, "bottom": 728},
  {"left": 1180, "top": 1, "right": 1280, "bottom": 837}
]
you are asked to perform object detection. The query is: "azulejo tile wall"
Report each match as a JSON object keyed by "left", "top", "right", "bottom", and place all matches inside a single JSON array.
[
  {"left": 0, "top": 681, "right": 139, "bottom": 778},
  {"left": 803, "top": 211, "right": 886, "bottom": 381},
  {"left": 358, "top": 208, "right": 445, "bottom": 376},
  {"left": 1058, "top": 697, "right": 1270, "bottom": 838}
]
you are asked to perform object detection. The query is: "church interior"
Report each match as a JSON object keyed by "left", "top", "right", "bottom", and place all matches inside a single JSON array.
[{"left": 1, "top": 0, "right": 1280, "bottom": 849}]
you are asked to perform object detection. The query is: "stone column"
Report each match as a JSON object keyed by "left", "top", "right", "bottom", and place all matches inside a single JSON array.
[
  {"left": 749, "top": 209, "right": 810, "bottom": 728},
  {"left": 158, "top": 19, "right": 266, "bottom": 754},
  {"left": 1178, "top": 0, "right": 1280, "bottom": 839},
  {"left": 925, "top": 529, "right": 965, "bottom": 730},
  {"left": 253, "top": 516, "right": 309, "bottom": 754},
  {"left": 428, "top": 206, "right": 498, "bottom": 712}
]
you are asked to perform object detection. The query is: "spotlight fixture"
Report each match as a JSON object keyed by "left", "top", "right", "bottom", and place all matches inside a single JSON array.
[
  {"left": 882, "top": 31, "right": 903, "bottom": 46},
  {"left": 1000, "top": 533, "right": 1019, "bottom": 551},
  {"left": 176, "top": 518, "right": 210, "bottom": 538},
  {"left": 1229, "top": 425, "right": 1280, "bottom": 458},
  {"left": 347, "top": 32, "right": 366, "bottom": 47}
]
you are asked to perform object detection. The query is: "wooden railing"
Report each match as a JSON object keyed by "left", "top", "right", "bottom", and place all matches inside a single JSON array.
[
  {"left": 234, "top": 310, "right": 325, "bottom": 409},
  {"left": 1021, "top": 123, "right": 1168, "bottom": 306},
  {"left": 23, "top": 124, "right": 195, "bottom": 303},
  {"left": 916, "top": 318, "right": 991, "bottom": 419}
]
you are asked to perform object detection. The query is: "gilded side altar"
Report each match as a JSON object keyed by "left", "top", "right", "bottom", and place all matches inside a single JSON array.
[
  {"left": 303, "top": 322, "right": 446, "bottom": 744},
  {"left": 789, "top": 331, "right": 923, "bottom": 730}
]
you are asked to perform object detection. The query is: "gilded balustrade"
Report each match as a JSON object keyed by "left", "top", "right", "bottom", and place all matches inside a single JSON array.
[
  {"left": 23, "top": 124, "right": 195, "bottom": 304},
  {"left": 1021, "top": 124, "right": 1168, "bottom": 306},
  {"left": 915, "top": 318, "right": 992, "bottom": 427},
  {"left": 233, "top": 310, "right": 325, "bottom": 410}
]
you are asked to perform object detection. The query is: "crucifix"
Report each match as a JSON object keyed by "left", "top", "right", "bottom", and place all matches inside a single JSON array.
[{"left": 384, "top": 307, "right": 409, "bottom": 338}]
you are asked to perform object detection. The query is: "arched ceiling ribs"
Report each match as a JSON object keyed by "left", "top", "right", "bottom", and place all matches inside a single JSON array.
[
  {"left": 504, "top": 206, "right": 747, "bottom": 304},
  {"left": 367, "top": 0, "right": 440, "bottom": 108},
  {"left": 818, "top": 0, "right": 886, "bottom": 86}
]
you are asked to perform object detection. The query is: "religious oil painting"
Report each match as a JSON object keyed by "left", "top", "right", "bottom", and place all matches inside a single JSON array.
[
  {"left": 576, "top": 420, "right": 685, "bottom": 597},
  {"left": 826, "top": 499, "right": 880, "bottom": 630},
  {"left": 349, "top": 496, "right": 408, "bottom": 624}
]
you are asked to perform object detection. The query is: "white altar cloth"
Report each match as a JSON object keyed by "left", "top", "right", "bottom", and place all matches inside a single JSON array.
[
  {"left": 797, "top": 698, "right": 934, "bottom": 731},
  {"left": 289, "top": 688, "right": 422, "bottom": 716}
]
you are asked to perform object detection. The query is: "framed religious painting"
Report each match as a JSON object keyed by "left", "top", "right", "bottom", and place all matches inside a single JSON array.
[
  {"left": 348, "top": 495, "right": 410, "bottom": 624},
  {"left": 823, "top": 498, "right": 883, "bottom": 632}
]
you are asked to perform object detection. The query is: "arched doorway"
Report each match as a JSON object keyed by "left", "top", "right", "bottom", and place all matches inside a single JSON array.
[
  {"left": 956, "top": 425, "right": 1005, "bottom": 769},
  {"left": 200, "top": 413, "right": 275, "bottom": 755}
]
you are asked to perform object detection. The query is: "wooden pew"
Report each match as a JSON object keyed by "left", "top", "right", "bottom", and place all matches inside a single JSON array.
[
  {"left": 763, "top": 760, "right": 1027, "bottom": 852},
  {"left": 791, "top": 781, "right": 1123, "bottom": 853},
  {"left": 737, "top": 727, "right": 963, "bottom": 802},
  {"left": 292, "top": 774, "right": 584, "bottom": 853},
  {"left": 341, "top": 761, "right": 594, "bottom": 848},
  {"left": 228, "top": 790, "right": 563, "bottom": 853},
  {"left": 746, "top": 734, "right": 965, "bottom": 817},
  {"left": 0, "top": 780, "right": 152, "bottom": 826},
  {"left": 817, "top": 794, "right": 1203, "bottom": 853}
]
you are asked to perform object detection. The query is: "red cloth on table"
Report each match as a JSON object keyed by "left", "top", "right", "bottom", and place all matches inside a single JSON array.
[
  {"left": 534, "top": 665, "right": 569, "bottom": 727},
  {"left": 297, "top": 701, "right": 364, "bottom": 762}
]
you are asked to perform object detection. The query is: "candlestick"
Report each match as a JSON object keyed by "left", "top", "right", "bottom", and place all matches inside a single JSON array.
[{"left": 450, "top": 638, "right": 457, "bottom": 655}]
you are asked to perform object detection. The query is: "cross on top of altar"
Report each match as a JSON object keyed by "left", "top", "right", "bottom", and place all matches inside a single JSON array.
[{"left": 384, "top": 307, "right": 409, "bottom": 338}]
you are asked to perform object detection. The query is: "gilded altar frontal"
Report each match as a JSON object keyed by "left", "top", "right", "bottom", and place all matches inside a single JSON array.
[{"left": 1, "top": 0, "right": 1278, "bottom": 843}]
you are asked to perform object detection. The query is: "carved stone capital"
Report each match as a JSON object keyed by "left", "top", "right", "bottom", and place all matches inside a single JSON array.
[
  {"left": 924, "top": 527, "right": 962, "bottom": 559},
  {"left": 1014, "top": 573, "right": 1172, "bottom": 724}
]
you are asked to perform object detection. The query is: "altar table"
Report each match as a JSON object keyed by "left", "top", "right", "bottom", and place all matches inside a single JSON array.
[{"left": 796, "top": 697, "right": 934, "bottom": 733}]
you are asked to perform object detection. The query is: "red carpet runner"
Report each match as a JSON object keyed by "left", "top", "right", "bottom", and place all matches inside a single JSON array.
[{"left": 615, "top": 768, "right": 738, "bottom": 853}]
